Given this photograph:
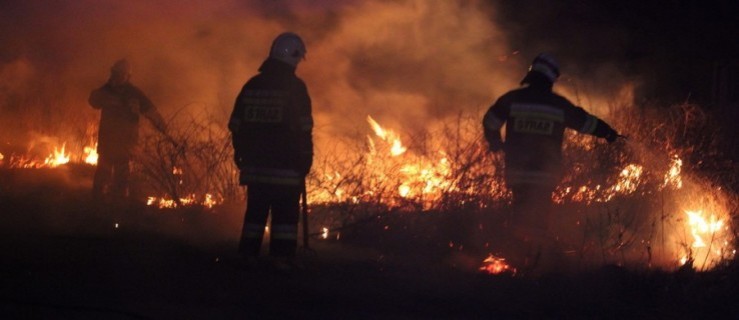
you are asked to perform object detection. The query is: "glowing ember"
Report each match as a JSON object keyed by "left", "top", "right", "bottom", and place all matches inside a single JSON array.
[
  {"left": 663, "top": 154, "right": 683, "bottom": 189},
  {"left": 146, "top": 193, "right": 223, "bottom": 209},
  {"left": 203, "top": 193, "right": 218, "bottom": 208},
  {"left": 479, "top": 254, "right": 515, "bottom": 275},
  {"left": 321, "top": 227, "right": 329, "bottom": 239}
]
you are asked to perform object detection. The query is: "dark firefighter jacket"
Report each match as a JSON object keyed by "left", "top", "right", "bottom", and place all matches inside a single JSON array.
[
  {"left": 89, "top": 82, "right": 156, "bottom": 159},
  {"left": 229, "top": 58, "right": 313, "bottom": 186},
  {"left": 483, "top": 84, "right": 617, "bottom": 186}
]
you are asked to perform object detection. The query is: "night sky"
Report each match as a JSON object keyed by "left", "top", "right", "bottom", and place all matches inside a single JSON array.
[{"left": 491, "top": 0, "right": 739, "bottom": 106}]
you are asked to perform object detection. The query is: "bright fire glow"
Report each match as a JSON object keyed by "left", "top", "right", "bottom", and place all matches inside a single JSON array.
[
  {"left": 84, "top": 143, "right": 98, "bottom": 165},
  {"left": 44, "top": 143, "right": 70, "bottom": 167},
  {"left": 146, "top": 193, "right": 223, "bottom": 209},
  {"left": 663, "top": 154, "right": 683, "bottom": 189},
  {"left": 367, "top": 115, "right": 407, "bottom": 156},
  {"left": 677, "top": 208, "right": 733, "bottom": 269},
  {"left": 321, "top": 227, "right": 329, "bottom": 239},
  {"left": 2, "top": 139, "right": 98, "bottom": 168},
  {"left": 3, "top": 111, "right": 735, "bottom": 272},
  {"left": 685, "top": 210, "right": 723, "bottom": 248},
  {"left": 323, "top": 115, "right": 479, "bottom": 210},
  {"left": 554, "top": 163, "right": 644, "bottom": 204},
  {"left": 479, "top": 254, "right": 515, "bottom": 275}
]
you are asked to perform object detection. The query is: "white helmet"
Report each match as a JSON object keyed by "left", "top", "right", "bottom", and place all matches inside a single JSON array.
[
  {"left": 269, "top": 32, "right": 306, "bottom": 67},
  {"left": 528, "top": 53, "right": 560, "bottom": 82}
]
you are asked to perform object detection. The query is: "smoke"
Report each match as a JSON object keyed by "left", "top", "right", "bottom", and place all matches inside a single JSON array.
[{"left": 0, "top": 0, "right": 534, "bottom": 149}]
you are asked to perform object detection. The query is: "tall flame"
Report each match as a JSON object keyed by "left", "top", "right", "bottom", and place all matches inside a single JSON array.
[
  {"left": 44, "top": 143, "right": 70, "bottom": 167},
  {"left": 367, "top": 115, "right": 407, "bottom": 156}
]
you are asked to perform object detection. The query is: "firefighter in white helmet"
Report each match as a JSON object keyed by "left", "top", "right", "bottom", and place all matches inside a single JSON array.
[
  {"left": 89, "top": 59, "right": 167, "bottom": 203},
  {"left": 482, "top": 53, "right": 620, "bottom": 274},
  {"left": 229, "top": 32, "right": 313, "bottom": 270}
]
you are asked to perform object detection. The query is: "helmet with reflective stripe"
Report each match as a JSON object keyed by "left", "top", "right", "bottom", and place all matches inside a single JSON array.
[
  {"left": 269, "top": 32, "right": 306, "bottom": 67},
  {"left": 528, "top": 53, "right": 560, "bottom": 83}
]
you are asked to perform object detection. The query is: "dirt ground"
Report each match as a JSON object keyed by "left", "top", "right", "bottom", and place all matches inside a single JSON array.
[{"left": 1, "top": 168, "right": 738, "bottom": 319}]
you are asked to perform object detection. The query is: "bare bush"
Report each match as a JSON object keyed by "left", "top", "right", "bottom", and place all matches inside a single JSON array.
[{"left": 133, "top": 109, "right": 241, "bottom": 206}]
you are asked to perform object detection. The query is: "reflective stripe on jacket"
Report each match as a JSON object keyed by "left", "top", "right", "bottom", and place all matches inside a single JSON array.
[
  {"left": 240, "top": 166, "right": 303, "bottom": 186},
  {"left": 229, "top": 58, "right": 313, "bottom": 179},
  {"left": 483, "top": 85, "right": 616, "bottom": 186}
]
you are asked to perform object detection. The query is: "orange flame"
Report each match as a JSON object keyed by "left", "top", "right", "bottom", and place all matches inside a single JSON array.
[
  {"left": 367, "top": 115, "right": 407, "bottom": 156},
  {"left": 479, "top": 254, "right": 515, "bottom": 275},
  {"left": 44, "top": 143, "right": 70, "bottom": 167},
  {"left": 146, "top": 193, "right": 223, "bottom": 209},
  {"left": 83, "top": 143, "right": 98, "bottom": 165}
]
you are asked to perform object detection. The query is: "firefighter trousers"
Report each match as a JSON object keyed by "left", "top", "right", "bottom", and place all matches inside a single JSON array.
[
  {"left": 239, "top": 183, "right": 301, "bottom": 258},
  {"left": 92, "top": 154, "right": 130, "bottom": 201}
]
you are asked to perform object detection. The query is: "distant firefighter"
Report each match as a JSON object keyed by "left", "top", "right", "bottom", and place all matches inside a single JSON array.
[
  {"left": 482, "top": 53, "right": 621, "bottom": 274},
  {"left": 229, "top": 32, "right": 314, "bottom": 271},
  {"left": 89, "top": 59, "right": 167, "bottom": 202}
]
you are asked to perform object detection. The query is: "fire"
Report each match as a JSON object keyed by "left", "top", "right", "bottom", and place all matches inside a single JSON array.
[
  {"left": 678, "top": 208, "right": 734, "bottom": 269},
  {"left": 1, "top": 138, "right": 99, "bottom": 168},
  {"left": 321, "top": 227, "right": 329, "bottom": 239},
  {"left": 2, "top": 106, "right": 733, "bottom": 272},
  {"left": 44, "top": 143, "right": 70, "bottom": 167},
  {"left": 203, "top": 193, "right": 218, "bottom": 208},
  {"left": 367, "top": 115, "right": 407, "bottom": 156},
  {"left": 340, "top": 115, "right": 481, "bottom": 209},
  {"left": 663, "top": 154, "right": 683, "bottom": 189},
  {"left": 146, "top": 193, "right": 223, "bottom": 209},
  {"left": 686, "top": 210, "right": 723, "bottom": 248},
  {"left": 479, "top": 254, "right": 515, "bottom": 275},
  {"left": 83, "top": 143, "right": 98, "bottom": 165},
  {"left": 554, "top": 163, "right": 645, "bottom": 204}
]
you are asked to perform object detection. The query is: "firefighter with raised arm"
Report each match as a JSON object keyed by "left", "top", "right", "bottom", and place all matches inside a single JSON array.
[
  {"left": 229, "top": 32, "right": 313, "bottom": 271},
  {"left": 482, "top": 53, "right": 620, "bottom": 274},
  {"left": 89, "top": 59, "right": 167, "bottom": 203}
]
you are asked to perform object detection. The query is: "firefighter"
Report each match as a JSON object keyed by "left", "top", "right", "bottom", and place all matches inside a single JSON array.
[
  {"left": 229, "top": 32, "right": 313, "bottom": 270},
  {"left": 482, "top": 53, "right": 620, "bottom": 274},
  {"left": 89, "top": 59, "right": 166, "bottom": 202}
]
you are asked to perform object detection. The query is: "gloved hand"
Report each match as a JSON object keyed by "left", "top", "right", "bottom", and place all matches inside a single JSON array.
[
  {"left": 604, "top": 129, "right": 620, "bottom": 143},
  {"left": 299, "top": 153, "right": 313, "bottom": 177},
  {"left": 488, "top": 139, "right": 504, "bottom": 152}
]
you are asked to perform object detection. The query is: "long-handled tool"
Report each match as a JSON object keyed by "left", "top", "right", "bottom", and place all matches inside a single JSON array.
[{"left": 301, "top": 180, "right": 313, "bottom": 252}]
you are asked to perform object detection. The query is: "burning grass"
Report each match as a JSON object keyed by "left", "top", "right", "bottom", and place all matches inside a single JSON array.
[
  {"left": 307, "top": 103, "right": 735, "bottom": 273},
  {"left": 2, "top": 100, "right": 736, "bottom": 274}
]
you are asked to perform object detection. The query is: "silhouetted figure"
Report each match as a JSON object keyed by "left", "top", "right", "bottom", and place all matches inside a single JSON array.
[
  {"left": 229, "top": 32, "right": 313, "bottom": 271},
  {"left": 483, "top": 53, "right": 620, "bottom": 274},
  {"left": 89, "top": 59, "right": 166, "bottom": 202}
]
